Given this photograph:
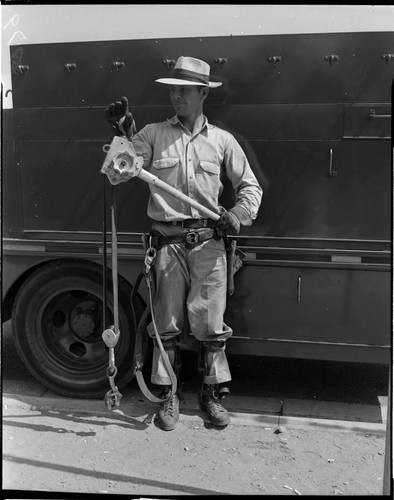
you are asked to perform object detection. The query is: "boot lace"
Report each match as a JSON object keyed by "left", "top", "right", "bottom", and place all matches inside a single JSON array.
[
  {"left": 205, "top": 389, "right": 225, "bottom": 415},
  {"left": 161, "top": 390, "right": 176, "bottom": 416}
]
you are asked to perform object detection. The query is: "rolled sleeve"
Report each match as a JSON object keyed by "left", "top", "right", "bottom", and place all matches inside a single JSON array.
[
  {"left": 127, "top": 117, "right": 262, "bottom": 224},
  {"left": 132, "top": 125, "right": 153, "bottom": 167},
  {"left": 223, "top": 135, "right": 263, "bottom": 223}
]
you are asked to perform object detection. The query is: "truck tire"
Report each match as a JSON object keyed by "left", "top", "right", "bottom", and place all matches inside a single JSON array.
[{"left": 12, "top": 260, "right": 141, "bottom": 398}]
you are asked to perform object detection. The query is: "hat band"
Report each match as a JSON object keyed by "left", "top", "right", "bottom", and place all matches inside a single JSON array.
[{"left": 171, "top": 68, "right": 209, "bottom": 85}]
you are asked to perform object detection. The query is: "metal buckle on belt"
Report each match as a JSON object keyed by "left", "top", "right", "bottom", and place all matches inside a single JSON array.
[{"left": 185, "top": 231, "right": 199, "bottom": 249}]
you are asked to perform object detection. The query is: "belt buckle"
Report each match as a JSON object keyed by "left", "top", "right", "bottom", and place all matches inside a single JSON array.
[{"left": 185, "top": 230, "right": 199, "bottom": 249}]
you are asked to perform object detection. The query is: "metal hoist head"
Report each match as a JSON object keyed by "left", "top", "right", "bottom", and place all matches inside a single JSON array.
[{"left": 101, "top": 136, "right": 144, "bottom": 185}]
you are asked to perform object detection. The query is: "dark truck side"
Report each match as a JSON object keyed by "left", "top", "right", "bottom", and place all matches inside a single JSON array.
[{"left": 2, "top": 32, "right": 392, "bottom": 397}]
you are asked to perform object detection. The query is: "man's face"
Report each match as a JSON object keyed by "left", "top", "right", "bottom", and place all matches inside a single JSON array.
[{"left": 169, "top": 85, "right": 206, "bottom": 117}]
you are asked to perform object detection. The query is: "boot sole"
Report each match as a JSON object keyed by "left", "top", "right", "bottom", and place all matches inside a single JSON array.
[
  {"left": 157, "top": 423, "right": 178, "bottom": 431},
  {"left": 199, "top": 404, "right": 230, "bottom": 426},
  {"left": 155, "top": 416, "right": 179, "bottom": 431}
]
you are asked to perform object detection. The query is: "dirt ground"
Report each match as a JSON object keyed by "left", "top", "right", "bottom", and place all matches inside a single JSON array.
[{"left": 3, "top": 396, "right": 387, "bottom": 497}]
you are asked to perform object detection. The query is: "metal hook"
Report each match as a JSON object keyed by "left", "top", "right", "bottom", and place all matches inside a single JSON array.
[
  {"left": 381, "top": 54, "right": 394, "bottom": 64},
  {"left": 162, "top": 59, "right": 176, "bottom": 69},
  {"left": 65, "top": 63, "right": 77, "bottom": 72},
  {"left": 144, "top": 246, "right": 157, "bottom": 274},
  {"left": 324, "top": 55, "right": 339, "bottom": 66},
  {"left": 18, "top": 65, "right": 30, "bottom": 74},
  {"left": 267, "top": 56, "right": 282, "bottom": 67},
  {"left": 214, "top": 57, "right": 227, "bottom": 68},
  {"left": 112, "top": 61, "right": 125, "bottom": 71}
]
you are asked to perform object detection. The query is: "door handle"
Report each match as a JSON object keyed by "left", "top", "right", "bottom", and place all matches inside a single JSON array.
[
  {"left": 328, "top": 148, "right": 337, "bottom": 177},
  {"left": 297, "top": 276, "right": 302, "bottom": 303},
  {"left": 369, "top": 109, "right": 391, "bottom": 119}
]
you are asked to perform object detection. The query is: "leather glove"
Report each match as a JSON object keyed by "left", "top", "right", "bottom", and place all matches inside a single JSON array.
[
  {"left": 214, "top": 208, "right": 242, "bottom": 236},
  {"left": 104, "top": 96, "right": 136, "bottom": 138}
]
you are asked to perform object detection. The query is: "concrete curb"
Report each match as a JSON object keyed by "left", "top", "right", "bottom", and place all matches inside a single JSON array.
[{"left": 3, "top": 392, "right": 387, "bottom": 436}]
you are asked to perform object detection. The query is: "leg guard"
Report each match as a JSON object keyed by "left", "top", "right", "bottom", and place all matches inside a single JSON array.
[
  {"left": 151, "top": 338, "right": 176, "bottom": 386},
  {"left": 151, "top": 338, "right": 184, "bottom": 402},
  {"left": 198, "top": 341, "right": 230, "bottom": 426},
  {"left": 198, "top": 341, "right": 232, "bottom": 385}
]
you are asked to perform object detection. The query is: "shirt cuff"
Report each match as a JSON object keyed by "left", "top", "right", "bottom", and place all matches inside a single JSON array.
[{"left": 229, "top": 205, "right": 253, "bottom": 226}]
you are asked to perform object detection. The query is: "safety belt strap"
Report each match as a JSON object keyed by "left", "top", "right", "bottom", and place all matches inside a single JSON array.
[{"left": 131, "top": 243, "right": 178, "bottom": 403}]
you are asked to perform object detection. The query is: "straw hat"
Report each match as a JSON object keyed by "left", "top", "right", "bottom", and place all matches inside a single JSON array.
[{"left": 156, "top": 56, "right": 222, "bottom": 88}]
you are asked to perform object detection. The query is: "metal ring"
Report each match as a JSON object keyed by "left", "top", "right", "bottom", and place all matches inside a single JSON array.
[{"left": 106, "top": 366, "right": 118, "bottom": 378}]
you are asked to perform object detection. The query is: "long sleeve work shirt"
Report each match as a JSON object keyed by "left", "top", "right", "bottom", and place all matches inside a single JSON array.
[{"left": 132, "top": 114, "right": 262, "bottom": 223}]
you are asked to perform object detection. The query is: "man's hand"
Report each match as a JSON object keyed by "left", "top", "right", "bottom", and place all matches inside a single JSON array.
[
  {"left": 214, "top": 209, "right": 241, "bottom": 236},
  {"left": 104, "top": 96, "right": 136, "bottom": 138}
]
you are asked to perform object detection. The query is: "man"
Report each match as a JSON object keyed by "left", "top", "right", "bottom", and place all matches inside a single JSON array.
[{"left": 105, "top": 56, "right": 262, "bottom": 431}]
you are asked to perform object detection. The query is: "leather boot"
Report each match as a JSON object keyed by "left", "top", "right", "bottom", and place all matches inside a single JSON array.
[
  {"left": 156, "top": 386, "right": 179, "bottom": 431},
  {"left": 199, "top": 384, "right": 230, "bottom": 426}
]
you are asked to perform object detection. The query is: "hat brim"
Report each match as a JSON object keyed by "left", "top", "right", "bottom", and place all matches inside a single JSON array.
[{"left": 155, "top": 78, "right": 222, "bottom": 88}]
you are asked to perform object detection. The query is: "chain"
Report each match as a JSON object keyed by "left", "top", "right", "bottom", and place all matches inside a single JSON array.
[{"left": 102, "top": 326, "right": 122, "bottom": 409}]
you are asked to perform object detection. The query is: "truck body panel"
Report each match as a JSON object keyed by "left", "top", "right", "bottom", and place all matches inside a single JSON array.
[{"left": 2, "top": 28, "right": 392, "bottom": 396}]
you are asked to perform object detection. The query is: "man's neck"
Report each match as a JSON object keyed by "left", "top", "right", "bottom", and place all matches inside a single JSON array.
[{"left": 178, "top": 112, "right": 204, "bottom": 134}]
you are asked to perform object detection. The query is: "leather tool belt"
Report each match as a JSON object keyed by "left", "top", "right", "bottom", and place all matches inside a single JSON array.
[
  {"left": 159, "top": 218, "right": 216, "bottom": 229},
  {"left": 147, "top": 219, "right": 245, "bottom": 293},
  {"left": 149, "top": 227, "right": 220, "bottom": 250}
]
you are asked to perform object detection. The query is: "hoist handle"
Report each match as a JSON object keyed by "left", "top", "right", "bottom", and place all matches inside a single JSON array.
[{"left": 138, "top": 168, "right": 220, "bottom": 221}]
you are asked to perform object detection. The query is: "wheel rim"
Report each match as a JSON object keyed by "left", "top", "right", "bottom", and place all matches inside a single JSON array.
[{"left": 36, "top": 285, "right": 114, "bottom": 375}]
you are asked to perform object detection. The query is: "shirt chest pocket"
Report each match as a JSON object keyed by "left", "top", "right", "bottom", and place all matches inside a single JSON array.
[
  {"left": 197, "top": 160, "right": 221, "bottom": 196},
  {"left": 152, "top": 157, "right": 179, "bottom": 185}
]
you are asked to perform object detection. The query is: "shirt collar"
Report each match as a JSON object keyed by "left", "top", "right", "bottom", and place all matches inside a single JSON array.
[{"left": 167, "top": 114, "right": 213, "bottom": 132}]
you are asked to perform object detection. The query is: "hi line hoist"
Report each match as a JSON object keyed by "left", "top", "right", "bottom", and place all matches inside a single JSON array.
[{"left": 100, "top": 135, "right": 222, "bottom": 409}]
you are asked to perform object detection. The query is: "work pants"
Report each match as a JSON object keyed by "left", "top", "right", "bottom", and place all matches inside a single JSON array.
[{"left": 147, "top": 222, "right": 232, "bottom": 385}]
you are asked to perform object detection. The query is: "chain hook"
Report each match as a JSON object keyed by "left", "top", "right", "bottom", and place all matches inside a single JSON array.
[
  {"left": 102, "top": 327, "right": 122, "bottom": 409},
  {"left": 144, "top": 245, "right": 157, "bottom": 275}
]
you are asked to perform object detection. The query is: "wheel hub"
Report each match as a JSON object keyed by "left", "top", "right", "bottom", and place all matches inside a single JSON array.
[
  {"left": 70, "top": 301, "right": 101, "bottom": 341},
  {"left": 71, "top": 311, "right": 95, "bottom": 337}
]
